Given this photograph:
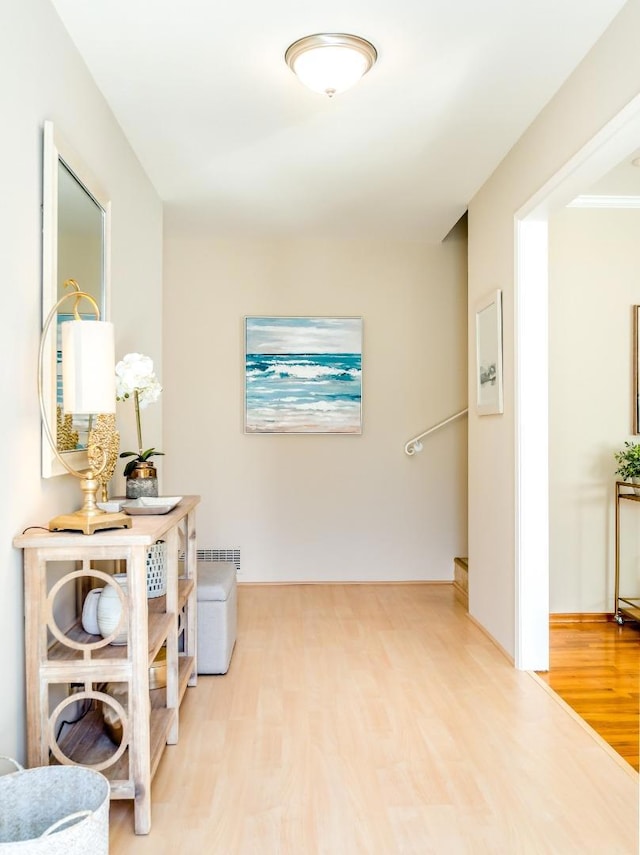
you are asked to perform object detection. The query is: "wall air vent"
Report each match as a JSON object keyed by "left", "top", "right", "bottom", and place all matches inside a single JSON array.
[
  {"left": 178, "top": 548, "right": 241, "bottom": 573},
  {"left": 197, "top": 548, "right": 241, "bottom": 573}
]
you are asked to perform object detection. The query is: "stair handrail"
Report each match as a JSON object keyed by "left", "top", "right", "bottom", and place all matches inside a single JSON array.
[{"left": 404, "top": 408, "right": 468, "bottom": 456}]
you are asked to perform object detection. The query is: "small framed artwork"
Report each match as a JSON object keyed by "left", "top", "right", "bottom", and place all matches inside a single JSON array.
[
  {"left": 244, "top": 316, "right": 362, "bottom": 434},
  {"left": 475, "top": 289, "right": 503, "bottom": 415},
  {"left": 634, "top": 306, "right": 640, "bottom": 434}
]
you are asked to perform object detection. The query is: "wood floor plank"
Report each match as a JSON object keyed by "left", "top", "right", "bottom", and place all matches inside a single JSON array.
[
  {"left": 537, "top": 619, "right": 640, "bottom": 771},
  {"left": 109, "top": 585, "right": 639, "bottom": 853}
]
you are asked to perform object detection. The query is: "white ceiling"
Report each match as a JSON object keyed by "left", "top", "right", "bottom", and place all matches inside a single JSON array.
[
  {"left": 584, "top": 149, "right": 640, "bottom": 198},
  {"left": 50, "top": 0, "right": 629, "bottom": 242}
]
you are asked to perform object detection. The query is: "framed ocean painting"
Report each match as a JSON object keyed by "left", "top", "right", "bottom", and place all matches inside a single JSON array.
[{"left": 244, "top": 316, "right": 362, "bottom": 434}]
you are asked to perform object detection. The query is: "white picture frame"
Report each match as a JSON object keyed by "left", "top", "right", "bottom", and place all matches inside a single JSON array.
[{"left": 475, "top": 289, "right": 503, "bottom": 416}]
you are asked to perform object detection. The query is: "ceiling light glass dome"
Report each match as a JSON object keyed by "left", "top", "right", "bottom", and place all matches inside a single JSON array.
[{"left": 285, "top": 33, "right": 377, "bottom": 97}]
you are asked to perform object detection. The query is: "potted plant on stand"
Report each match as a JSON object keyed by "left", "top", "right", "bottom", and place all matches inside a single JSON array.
[
  {"left": 115, "top": 352, "right": 164, "bottom": 499},
  {"left": 614, "top": 440, "right": 640, "bottom": 495}
]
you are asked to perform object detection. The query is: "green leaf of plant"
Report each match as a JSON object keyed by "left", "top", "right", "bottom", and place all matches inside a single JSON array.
[
  {"left": 123, "top": 459, "right": 138, "bottom": 477},
  {"left": 138, "top": 448, "right": 164, "bottom": 460}
]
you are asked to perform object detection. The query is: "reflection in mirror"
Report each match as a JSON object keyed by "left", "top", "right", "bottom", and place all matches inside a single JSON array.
[
  {"left": 42, "top": 121, "right": 111, "bottom": 478},
  {"left": 57, "top": 163, "right": 104, "bottom": 452}
]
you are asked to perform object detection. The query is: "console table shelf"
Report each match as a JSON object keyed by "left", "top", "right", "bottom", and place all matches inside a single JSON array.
[{"left": 13, "top": 495, "right": 200, "bottom": 835}]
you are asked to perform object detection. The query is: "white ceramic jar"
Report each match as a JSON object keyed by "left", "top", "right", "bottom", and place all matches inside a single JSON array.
[
  {"left": 81, "top": 587, "right": 104, "bottom": 635},
  {"left": 97, "top": 574, "right": 128, "bottom": 645}
]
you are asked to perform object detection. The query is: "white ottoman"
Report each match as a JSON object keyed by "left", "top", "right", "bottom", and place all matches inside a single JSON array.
[{"left": 197, "top": 562, "right": 237, "bottom": 674}]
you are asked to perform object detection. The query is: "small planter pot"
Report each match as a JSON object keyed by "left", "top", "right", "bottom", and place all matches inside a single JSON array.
[{"left": 126, "top": 461, "right": 158, "bottom": 499}]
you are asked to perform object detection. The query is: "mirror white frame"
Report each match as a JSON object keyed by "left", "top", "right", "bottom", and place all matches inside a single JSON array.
[{"left": 42, "top": 120, "right": 111, "bottom": 477}]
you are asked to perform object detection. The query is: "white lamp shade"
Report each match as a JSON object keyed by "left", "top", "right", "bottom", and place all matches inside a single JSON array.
[
  {"left": 285, "top": 34, "right": 377, "bottom": 97},
  {"left": 61, "top": 320, "right": 116, "bottom": 415}
]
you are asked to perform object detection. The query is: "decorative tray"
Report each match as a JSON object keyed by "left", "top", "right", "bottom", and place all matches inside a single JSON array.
[{"left": 122, "top": 497, "right": 183, "bottom": 516}]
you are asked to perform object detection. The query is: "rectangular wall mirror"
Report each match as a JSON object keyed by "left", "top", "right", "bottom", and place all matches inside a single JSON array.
[{"left": 41, "top": 120, "right": 111, "bottom": 477}]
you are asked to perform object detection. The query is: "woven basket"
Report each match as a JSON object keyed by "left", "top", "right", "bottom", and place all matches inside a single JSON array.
[
  {"left": 146, "top": 540, "right": 166, "bottom": 598},
  {"left": 0, "top": 758, "right": 109, "bottom": 854}
]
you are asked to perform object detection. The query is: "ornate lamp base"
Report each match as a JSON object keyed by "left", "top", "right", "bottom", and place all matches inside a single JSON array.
[
  {"left": 48, "top": 469, "right": 132, "bottom": 534},
  {"left": 49, "top": 509, "right": 132, "bottom": 535}
]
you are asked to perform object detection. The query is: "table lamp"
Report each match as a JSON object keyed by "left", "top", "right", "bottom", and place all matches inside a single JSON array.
[{"left": 39, "top": 280, "right": 131, "bottom": 534}]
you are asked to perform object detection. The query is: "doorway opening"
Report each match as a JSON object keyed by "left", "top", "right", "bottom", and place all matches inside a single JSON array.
[{"left": 514, "top": 94, "right": 640, "bottom": 671}]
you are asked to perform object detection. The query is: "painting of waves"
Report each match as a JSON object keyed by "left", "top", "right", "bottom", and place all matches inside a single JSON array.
[{"left": 245, "top": 317, "right": 362, "bottom": 433}]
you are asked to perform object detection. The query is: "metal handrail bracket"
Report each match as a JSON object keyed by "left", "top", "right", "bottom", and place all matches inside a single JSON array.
[{"left": 404, "top": 408, "right": 468, "bottom": 456}]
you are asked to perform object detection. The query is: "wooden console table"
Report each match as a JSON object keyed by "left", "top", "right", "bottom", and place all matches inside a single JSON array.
[
  {"left": 614, "top": 481, "right": 640, "bottom": 624},
  {"left": 13, "top": 495, "right": 199, "bottom": 834}
]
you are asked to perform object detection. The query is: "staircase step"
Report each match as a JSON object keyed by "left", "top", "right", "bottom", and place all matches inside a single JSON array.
[{"left": 453, "top": 556, "right": 468, "bottom": 610}]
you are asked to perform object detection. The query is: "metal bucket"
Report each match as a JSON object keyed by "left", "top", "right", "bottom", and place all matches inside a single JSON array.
[{"left": 0, "top": 758, "right": 109, "bottom": 854}]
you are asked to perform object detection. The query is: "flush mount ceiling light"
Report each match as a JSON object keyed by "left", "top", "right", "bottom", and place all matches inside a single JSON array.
[{"left": 285, "top": 33, "right": 377, "bottom": 98}]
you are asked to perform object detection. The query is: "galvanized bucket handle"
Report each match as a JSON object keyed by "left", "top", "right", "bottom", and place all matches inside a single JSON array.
[
  {"left": 0, "top": 755, "right": 24, "bottom": 773},
  {"left": 41, "top": 810, "right": 92, "bottom": 837}
]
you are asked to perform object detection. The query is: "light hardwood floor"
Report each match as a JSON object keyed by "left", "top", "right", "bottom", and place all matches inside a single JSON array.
[{"left": 110, "top": 584, "right": 638, "bottom": 853}]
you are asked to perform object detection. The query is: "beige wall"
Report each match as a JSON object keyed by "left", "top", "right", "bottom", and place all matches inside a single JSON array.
[
  {"left": 2, "top": 0, "right": 163, "bottom": 761},
  {"left": 549, "top": 207, "right": 640, "bottom": 612},
  {"left": 163, "top": 226, "right": 468, "bottom": 582},
  {"left": 468, "top": 0, "right": 640, "bottom": 657}
]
